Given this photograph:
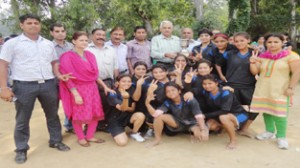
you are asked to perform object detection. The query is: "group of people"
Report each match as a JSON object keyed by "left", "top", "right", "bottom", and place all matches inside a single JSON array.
[{"left": 0, "top": 13, "right": 300, "bottom": 164}]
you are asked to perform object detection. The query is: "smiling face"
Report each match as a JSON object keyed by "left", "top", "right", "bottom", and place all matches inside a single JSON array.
[
  {"left": 265, "top": 36, "right": 283, "bottom": 54},
  {"left": 202, "top": 79, "right": 218, "bottom": 92},
  {"left": 134, "top": 28, "right": 147, "bottom": 42},
  {"left": 174, "top": 56, "right": 187, "bottom": 70},
  {"left": 198, "top": 62, "right": 212, "bottom": 76},
  {"left": 199, "top": 33, "right": 211, "bottom": 44},
  {"left": 118, "top": 76, "right": 132, "bottom": 90},
  {"left": 165, "top": 85, "right": 181, "bottom": 100},
  {"left": 92, "top": 29, "right": 106, "bottom": 46},
  {"left": 152, "top": 67, "right": 168, "bottom": 81},
  {"left": 20, "top": 18, "right": 41, "bottom": 36},
  {"left": 134, "top": 65, "right": 147, "bottom": 78},
  {"left": 234, "top": 35, "right": 250, "bottom": 50},
  {"left": 111, "top": 29, "right": 124, "bottom": 45},
  {"left": 160, "top": 22, "right": 173, "bottom": 37},
  {"left": 72, "top": 35, "right": 89, "bottom": 50}
]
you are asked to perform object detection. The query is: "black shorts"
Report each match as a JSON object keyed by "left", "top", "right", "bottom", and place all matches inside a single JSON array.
[
  {"left": 107, "top": 111, "right": 133, "bottom": 137},
  {"left": 164, "top": 116, "right": 197, "bottom": 134},
  {"left": 233, "top": 87, "right": 254, "bottom": 105}
]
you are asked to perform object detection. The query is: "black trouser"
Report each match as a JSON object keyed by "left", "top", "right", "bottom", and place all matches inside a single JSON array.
[{"left": 12, "top": 79, "right": 62, "bottom": 152}]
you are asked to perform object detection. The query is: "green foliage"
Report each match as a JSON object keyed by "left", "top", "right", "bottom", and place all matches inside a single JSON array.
[{"left": 226, "top": 0, "right": 250, "bottom": 35}]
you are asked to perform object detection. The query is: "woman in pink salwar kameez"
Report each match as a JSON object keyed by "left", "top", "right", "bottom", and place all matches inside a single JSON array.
[{"left": 59, "top": 31, "right": 105, "bottom": 147}]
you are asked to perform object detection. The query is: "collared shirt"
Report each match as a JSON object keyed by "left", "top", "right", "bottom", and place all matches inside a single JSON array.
[
  {"left": 150, "top": 34, "right": 181, "bottom": 63},
  {"left": 105, "top": 40, "right": 128, "bottom": 72},
  {"left": 187, "top": 39, "right": 201, "bottom": 53},
  {"left": 52, "top": 40, "right": 73, "bottom": 57},
  {"left": 86, "top": 42, "right": 118, "bottom": 80},
  {"left": 0, "top": 33, "right": 58, "bottom": 81},
  {"left": 126, "top": 39, "right": 152, "bottom": 69}
]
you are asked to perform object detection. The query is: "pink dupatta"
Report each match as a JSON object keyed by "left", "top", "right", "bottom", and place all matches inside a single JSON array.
[{"left": 59, "top": 50, "right": 99, "bottom": 119}]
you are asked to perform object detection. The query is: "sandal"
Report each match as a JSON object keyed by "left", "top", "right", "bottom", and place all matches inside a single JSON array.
[
  {"left": 78, "top": 139, "right": 90, "bottom": 147},
  {"left": 87, "top": 138, "right": 105, "bottom": 143}
]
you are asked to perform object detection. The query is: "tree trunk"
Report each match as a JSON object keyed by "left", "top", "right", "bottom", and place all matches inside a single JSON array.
[
  {"left": 194, "top": 0, "right": 204, "bottom": 21},
  {"left": 290, "top": 0, "right": 297, "bottom": 49},
  {"left": 144, "top": 20, "right": 154, "bottom": 38}
]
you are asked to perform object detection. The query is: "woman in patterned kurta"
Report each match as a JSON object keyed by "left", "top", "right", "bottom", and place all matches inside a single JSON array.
[
  {"left": 249, "top": 33, "right": 300, "bottom": 149},
  {"left": 59, "top": 32, "right": 104, "bottom": 147}
]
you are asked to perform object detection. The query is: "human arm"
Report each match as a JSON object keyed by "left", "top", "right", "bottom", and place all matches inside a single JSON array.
[
  {"left": 127, "top": 58, "right": 134, "bottom": 75},
  {"left": 132, "top": 75, "right": 148, "bottom": 101},
  {"left": 96, "top": 78, "right": 116, "bottom": 95},
  {"left": 70, "top": 88, "right": 83, "bottom": 105},
  {"left": 0, "top": 59, "right": 14, "bottom": 101},
  {"left": 52, "top": 61, "right": 75, "bottom": 81},
  {"left": 215, "top": 64, "right": 227, "bottom": 82},
  {"left": 285, "top": 58, "right": 300, "bottom": 96}
]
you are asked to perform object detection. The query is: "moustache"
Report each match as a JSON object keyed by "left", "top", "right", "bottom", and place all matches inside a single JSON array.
[{"left": 96, "top": 38, "right": 105, "bottom": 41}]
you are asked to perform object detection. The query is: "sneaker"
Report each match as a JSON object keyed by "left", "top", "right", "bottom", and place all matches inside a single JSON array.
[
  {"left": 130, "top": 132, "right": 145, "bottom": 142},
  {"left": 255, "top": 132, "right": 275, "bottom": 140},
  {"left": 144, "top": 128, "right": 154, "bottom": 139},
  {"left": 277, "top": 138, "right": 289, "bottom": 150},
  {"left": 15, "top": 151, "right": 27, "bottom": 164}
]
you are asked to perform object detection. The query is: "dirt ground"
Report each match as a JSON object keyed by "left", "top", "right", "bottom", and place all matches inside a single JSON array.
[{"left": 1, "top": 85, "right": 300, "bottom": 168}]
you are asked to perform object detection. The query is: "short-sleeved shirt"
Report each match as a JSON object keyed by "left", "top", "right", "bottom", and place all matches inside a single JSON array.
[
  {"left": 217, "top": 50, "right": 256, "bottom": 88},
  {"left": 86, "top": 43, "right": 118, "bottom": 80},
  {"left": 150, "top": 34, "right": 181, "bottom": 63},
  {"left": 158, "top": 98, "right": 202, "bottom": 125},
  {"left": 212, "top": 44, "right": 237, "bottom": 76},
  {"left": 52, "top": 40, "right": 73, "bottom": 57},
  {"left": 143, "top": 77, "right": 167, "bottom": 109},
  {"left": 126, "top": 39, "right": 152, "bottom": 69},
  {"left": 0, "top": 34, "right": 57, "bottom": 81},
  {"left": 203, "top": 89, "right": 245, "bottom": 116},
  {"left": 192, "top": 42, "right": 216, "bottom": 63},
  {"left": 105, "top": 40, "right": 128, "bottom": 72},
  {"left": 187, "top": 39, "right": 201, "bottom": 53}
]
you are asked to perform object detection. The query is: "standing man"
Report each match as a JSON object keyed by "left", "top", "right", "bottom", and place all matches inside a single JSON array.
[
  {"left": 106, "top": 27, "right": 128, "bottom": 74},
  {"left": 0, "top": 34, "right": 3, "bottom": 51},
  {"left": 50, "top": 23, "right": 74, "bottom": 133},
  {"left": 181, "top": 27, "right": 201, "bottom": 53},
  {"left": 86, "top": 28, "right": 118, "bottom": 131},
  {"left": 126, "top": 26, "right": 152, "bottom": 74},
  {"left": 50, "top": 23, "right": 73, "bottom": 57},
  {"left": 0, "top": 14, "right": 70, "bottom": 164},
  {"left": 151, "top": 20, "right": 181, "bottom": 70}
]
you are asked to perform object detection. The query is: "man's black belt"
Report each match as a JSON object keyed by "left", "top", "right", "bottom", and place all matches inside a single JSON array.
[{"left": 13, "top": 79, "right": 54, "bottom": 84}]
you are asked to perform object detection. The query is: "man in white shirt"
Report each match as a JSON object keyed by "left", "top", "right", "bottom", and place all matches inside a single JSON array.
[{"left": 0, "top": 14, "right": 70, "bottom": 164}]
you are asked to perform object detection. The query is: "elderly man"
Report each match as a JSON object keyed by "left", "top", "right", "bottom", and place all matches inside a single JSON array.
[
  {"left": 0, "top": 14, "right": 70, "bottom": 164},
  {"left": 151, "top": 20, "right": 181, "bottom": 70}
]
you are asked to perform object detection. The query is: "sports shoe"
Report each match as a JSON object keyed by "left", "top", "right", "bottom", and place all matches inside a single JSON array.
[
  {"left": 144, "top": 128, "right": 154, "bottom": 139},
  {"left": 277, "top": 138, "right": 289, "bottom": 150},
  {"left": 15, "top": 151, "right": 27, "bottom": 164},
  {"left": 255, "top": 132, "right": 275, "bottom": 140},
  {"left": 130, "top": 132, "right": 145, "bottom": 142}
]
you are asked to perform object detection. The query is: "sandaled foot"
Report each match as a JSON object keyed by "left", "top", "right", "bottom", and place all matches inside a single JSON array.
[
  {"left": 226, "top": 141, "right": 237, "bottom": 150},
  {"left": 87, "top": 138, "right": 105, "bottom": 143},
  {"left": 78, "top": 139, "right": 90, "bottom": 147}
]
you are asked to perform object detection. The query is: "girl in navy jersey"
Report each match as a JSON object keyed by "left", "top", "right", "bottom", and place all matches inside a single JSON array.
[
  {"left": 202, "top": 74, "right": 249, "bottom": 149},
  {"left": 215, "top": 32, "right": 258, "bottom": 138},
  {"left": 107, "top": 74, "right": 146, "bottom": 146},
  {"left": 145, "top": 82, "right": 208, "bottom": 147}
]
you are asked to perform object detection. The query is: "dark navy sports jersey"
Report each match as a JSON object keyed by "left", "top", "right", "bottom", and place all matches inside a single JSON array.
[
  {"left": 216, "top": 50, "right": 256, "bottom": 88},
  {"left": 131, "top": 75, "right": 153, "bottom": 112},
  {"left": 158, "top": 97, "right": 202, "bottom": 125},
  {"left": 202, "top": 88, "right": 245, "bottom": 118},
  {"left": 213, "top": 44, "right": 237, "bottom": 76}
]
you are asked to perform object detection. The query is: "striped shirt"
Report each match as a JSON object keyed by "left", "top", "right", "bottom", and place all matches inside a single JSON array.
[
  {"left": 86, "top": 43, "right": 118, "bottom": 80},
  {"left": 0, "top": 34, "right": 58, "bottom": 81},
  {"left": 150, "top": 34, "right": 181, "bottom": 63},
  {"left": 105, "top": 40, "right": 128, "bottom": 72},
  {"left": 126, "top": 39, "right": 152, "bottom": 69}
]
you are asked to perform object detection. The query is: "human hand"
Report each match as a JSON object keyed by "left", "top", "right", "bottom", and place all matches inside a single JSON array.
[
  {"left": 174, "top": 64, "right": 185, "bottom": 77},
  {"left": 119, "top": 88, "right": 130, "bottom": 99},
  {"left": 0, "top": 87, "right": 15, "bottom": 102},
  {"left": 184, "top": 68, "right": 196, "bottom": 84},
  {"left": 137, "top": 75, "right": 149, "bottom": 86},
  {"left": 58, "top": 73, "right": 75, "bottom": 81},
  {"left": 250, "top": 50, "right": 259, "bottom": 63},
  {"left": 74, "top": 94, "right": 83, "bottom": 105},
  {"left": 285, "top": 88, "right": 294, "bottom": 96},
  {"left": 148, "top": 80, "right": 158, "bottom": 94},
  {"left": 104, "top": 87, "right": 116, "bottom": 95},
  {"left": 164, "top": 53, "right": 177, "bottom": 59},
  {"left": 183, "top": 91, "right": 194, "bottom": 101},
  {"left": 222, "top": 86, "right": 234, "bottom": 92},
  {"left": 220, "top": 75, "right": 227, "bottom": 83}
]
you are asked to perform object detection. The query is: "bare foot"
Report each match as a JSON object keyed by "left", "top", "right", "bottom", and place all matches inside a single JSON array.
[
  {"left": 145, "top": 139, "right": 160, "bottom": 148},
  {"left": 78, "top": 139, "right": 90, "bottom": 147},
  {"left": 226, "top": 141, "right": 237, "bottom": 150},
  {"left": 238, "top": 130, "right": 254, "bottom": 139}
]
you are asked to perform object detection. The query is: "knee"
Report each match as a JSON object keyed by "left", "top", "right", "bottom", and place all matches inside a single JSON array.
[
  {"left": 219, "top": 115, "right": 229, "bottom": 123},
  {"left": 115, "top": 136, "right": 128, "bottom": 147},
  {"left": 134, "top": 112, "right": 145, "bottom": 121}
]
